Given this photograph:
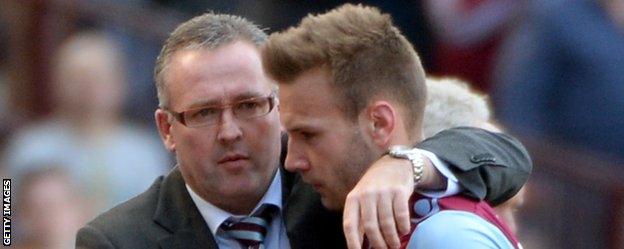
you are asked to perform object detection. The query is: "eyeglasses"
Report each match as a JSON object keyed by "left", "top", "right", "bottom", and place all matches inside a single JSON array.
[{"left": 166, "top": 92, "right": 278, "bottom": 128}]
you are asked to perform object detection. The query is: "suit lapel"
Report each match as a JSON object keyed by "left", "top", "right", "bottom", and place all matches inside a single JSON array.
[
  {"left": 157, "top": 230, "right": 206, "bottom": 249},
  {"left": 153, "top": 168, "right": 219, "bottom": 249}
]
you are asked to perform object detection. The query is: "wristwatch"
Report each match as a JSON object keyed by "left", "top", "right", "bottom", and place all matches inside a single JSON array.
[{"left": 386, "top": 145, "right": 425, "bottom": 184}]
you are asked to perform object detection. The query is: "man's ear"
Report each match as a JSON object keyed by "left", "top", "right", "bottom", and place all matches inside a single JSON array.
[
  {"left": 362, "top": 101, "right": 396, "bottom": 147},
  {"left": 155, "top": 109, "right": 176, "bottom": 152}
]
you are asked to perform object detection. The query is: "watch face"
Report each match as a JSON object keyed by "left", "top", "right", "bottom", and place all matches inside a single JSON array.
[
  {"left": 389, "top": 145, "right": 411, "bottom": 156},
  {"left": 391, "top": 145, "right": 410, "bottom": 151}
]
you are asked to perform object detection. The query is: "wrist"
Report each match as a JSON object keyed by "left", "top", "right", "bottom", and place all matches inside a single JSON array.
[
  {"left": 378, "top": 154, "right": 414, "bottom": 187},
  {"left": 386, "top": 145, "right": 424, "bottom": 187}
]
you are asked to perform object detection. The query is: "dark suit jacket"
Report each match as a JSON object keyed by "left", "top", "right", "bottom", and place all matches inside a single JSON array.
[{"left": 76, "top": 127, "right": 531, "bottom": 248}]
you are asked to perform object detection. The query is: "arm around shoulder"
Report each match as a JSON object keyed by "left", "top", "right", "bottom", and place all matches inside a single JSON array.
[{"left": 418, "top": 127, "right": 532, "bottom": 205}]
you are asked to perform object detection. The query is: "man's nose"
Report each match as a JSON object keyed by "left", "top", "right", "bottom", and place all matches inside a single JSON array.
[
  {"left": 284, "top": 142, "right": 310, "bottom": 173},
  {"left": 216, "top": 110, "right": 243, "bottom": 144}
]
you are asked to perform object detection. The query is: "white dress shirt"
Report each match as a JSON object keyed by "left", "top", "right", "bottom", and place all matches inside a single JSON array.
[
  {"left": 187, "top": 169, "right": 291, "bottom": 249},
  {"left": 417, "top": 149, "right": 461, "bottom": 197}
]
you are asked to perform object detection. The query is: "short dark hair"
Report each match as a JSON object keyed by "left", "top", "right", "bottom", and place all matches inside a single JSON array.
[{"left": 154, "top": 13, "right": 267, "bottom": 108}]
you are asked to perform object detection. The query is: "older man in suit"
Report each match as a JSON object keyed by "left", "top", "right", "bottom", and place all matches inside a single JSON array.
[{"left": 76, "top": 12, "right": 530, "bottom": 249}]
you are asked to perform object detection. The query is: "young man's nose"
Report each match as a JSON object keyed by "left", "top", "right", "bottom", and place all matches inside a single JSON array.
[{"left": 284, "top": 142, "right": 311, "bottom": 172}]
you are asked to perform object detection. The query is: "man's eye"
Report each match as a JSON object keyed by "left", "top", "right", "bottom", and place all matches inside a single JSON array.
[
  {"left": 238, "top": 101, "right": 260, "bottom": 110},
  {"left": 194, "top": 108, "right": 219, "bottom": 118},
  {"left": 300, "top": 132, "right": 315, "bottom": 140}
]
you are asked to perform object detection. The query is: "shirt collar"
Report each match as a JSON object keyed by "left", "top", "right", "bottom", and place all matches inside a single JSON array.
[{"left": 186, "top": 168, "right": 283, "bottom": 236}]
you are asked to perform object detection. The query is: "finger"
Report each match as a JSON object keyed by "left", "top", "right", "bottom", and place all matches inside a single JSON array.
[
  {"left": 378, "top": 191, "right": 401, "bottom": 248},
  {"left": 344, "top": 194, "right": 363, "bottom": 249},
  {"left": 360, "top": 192, "right": 387, "bottom": 249},
  {"left": 393, "top": 188, "right": 411, "bottom": 236},
  {"left": 358, "top": 224, "right": 365, "bottom": 249}
]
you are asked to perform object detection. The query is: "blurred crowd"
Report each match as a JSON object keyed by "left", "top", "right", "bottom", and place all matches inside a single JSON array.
[{"left": 0, "top": 0, "right": 622, "bottom": 248}]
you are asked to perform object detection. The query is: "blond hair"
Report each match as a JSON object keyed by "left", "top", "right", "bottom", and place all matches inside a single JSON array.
[
  {"left": 423, "top": 77, "right": 491, "bottom": 137},
  {"left": 262, "top": 4, "right": 427, "bottom": 129}
]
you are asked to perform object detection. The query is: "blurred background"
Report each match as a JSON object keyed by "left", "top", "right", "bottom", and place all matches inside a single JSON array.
[{"left": 0, "top": 0, "right": 622, "bottom": 248}]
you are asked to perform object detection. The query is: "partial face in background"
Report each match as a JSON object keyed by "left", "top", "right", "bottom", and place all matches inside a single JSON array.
[
  {"left": 20, "top": 172, "right": 87, "bottom": 245},
  {"left": 279, "top": 67, "right": 378, "bottom": 210},
  {"left": 53, "top": 35, "right": 126, "bottom": 117},
  {"left": 156, "top": 41, "right": 282, "bottom": 213}
]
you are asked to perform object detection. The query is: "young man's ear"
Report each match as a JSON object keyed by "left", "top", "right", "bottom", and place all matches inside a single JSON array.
[
  {"left": 155, "top": 109, "right": 176, "bottom": 152},
  {"left": 361, "top": 101, "right": 397, "bottom": 147}
]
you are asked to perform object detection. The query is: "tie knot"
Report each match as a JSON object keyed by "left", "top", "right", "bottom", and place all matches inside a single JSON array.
[{"left": 221, "top": 204, "right": 279, "bottom": 248}]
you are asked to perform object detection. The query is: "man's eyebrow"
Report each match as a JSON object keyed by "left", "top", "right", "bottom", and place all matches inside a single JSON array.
[
  {"left": 285, "top": 122, "right": 318, "bottom": 134},
  {"left": 186, "top": 91, "right": 268, "bottom": 109},
  {"left": 187, "top": 99, "right": 220, "bottom": 109},
  {"left": 232, "top": 92, "right": 266, "bottom": 101}
]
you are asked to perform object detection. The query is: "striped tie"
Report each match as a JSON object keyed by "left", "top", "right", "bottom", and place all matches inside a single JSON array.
[{"left": 221, "top": 204, "right": 279, "bottom": 249}]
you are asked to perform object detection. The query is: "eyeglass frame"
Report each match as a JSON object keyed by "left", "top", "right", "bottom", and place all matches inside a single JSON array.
[{"left": 164, "top": 91, "right": 278, "bottom": 128}]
